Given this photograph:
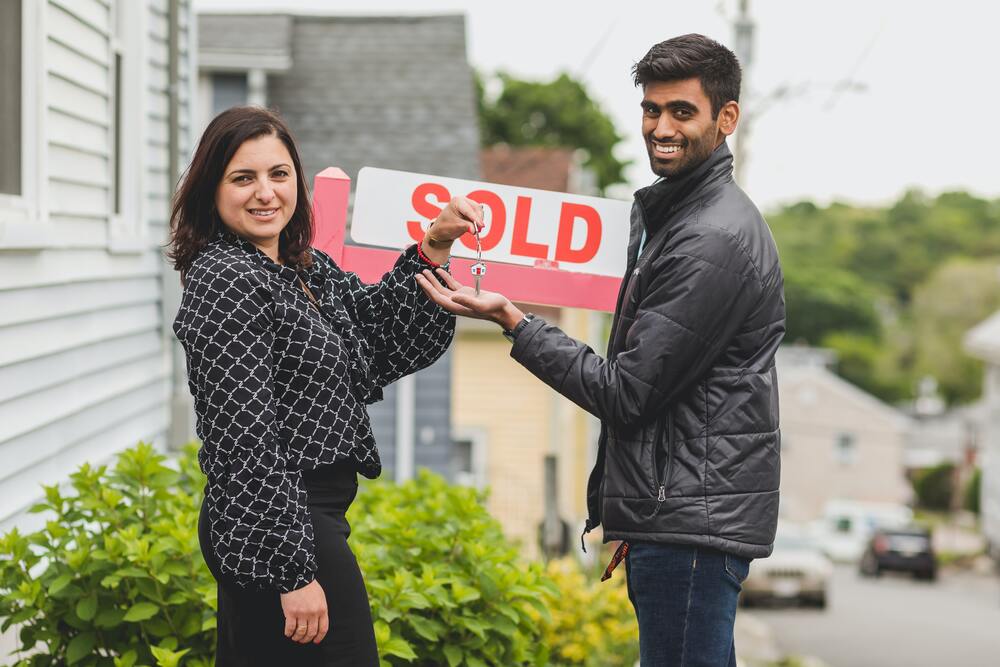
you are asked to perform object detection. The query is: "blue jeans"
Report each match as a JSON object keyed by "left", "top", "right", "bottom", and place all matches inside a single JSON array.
[{"left": 625, "top": 543, "right": 751, "bottom": 667}]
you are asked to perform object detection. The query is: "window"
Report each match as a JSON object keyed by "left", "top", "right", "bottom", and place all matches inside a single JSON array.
[
  {"left": 450, "top": 428, "right": 487, "bottom": 488},
  {"left": 1, "top": 0, "right": 22, "bottom": 196},
  {"left": 835, "top": 432, "right": 857, "bottom": 465}
]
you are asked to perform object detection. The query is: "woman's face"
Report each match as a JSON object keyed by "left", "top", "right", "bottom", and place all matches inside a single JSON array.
[{"left": 215, "top": 133, "right": 298, "bottom": 259}]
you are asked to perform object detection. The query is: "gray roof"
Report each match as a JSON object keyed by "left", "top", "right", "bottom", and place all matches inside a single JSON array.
[
  {"left": 199, "top": 14, "right": 294, "bottom": 71},
  {"left": 199, "top": 13, "right": 481, "bottom": 182}
]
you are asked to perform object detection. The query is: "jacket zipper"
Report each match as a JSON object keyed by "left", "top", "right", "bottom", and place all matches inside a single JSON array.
[{"left": 653, "top": 411, "right": 675, "bottom": 503}]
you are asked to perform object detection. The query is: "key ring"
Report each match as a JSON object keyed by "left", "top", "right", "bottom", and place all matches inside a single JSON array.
[{"left": 470, "top": 211, "right": 487, "bottom": 295}]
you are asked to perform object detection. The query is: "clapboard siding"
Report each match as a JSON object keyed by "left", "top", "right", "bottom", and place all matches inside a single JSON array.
[
  {"left": 0, "top": 249, "right": 160, "bottom": 290},
  {"left": 0, "top": 277, "right": 159, "bottom": 327},
  {"left": 0, "top": 331, "right": 162, "bottom": 404},
  {"left": 0, "top": 389, "right": 169, "bottom": 524},
  {"left": 46, "top": 37, "right": 108, "bottom": 95},
  {"left": 50, "top": 0, "right": 110, "bottom": 36},
  {"left": 0, "top": 0, "right": 193, "bottom": 533},
  {"left": 0, "top": 354, "right": 168, "bottom": 448},
  {"left": 0, "top": 303, "right": 160, "bottom": 367},
  {"left": 48, "top": 107, "right": 109, "bottom": 156},
  {"left": 46, "top": 73, "right": 108, "bottom": 125}
]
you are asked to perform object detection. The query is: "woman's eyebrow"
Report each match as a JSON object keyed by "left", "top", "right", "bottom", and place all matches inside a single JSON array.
[{"left": 225, "top": 164, "right": 292, "bottom": 177}]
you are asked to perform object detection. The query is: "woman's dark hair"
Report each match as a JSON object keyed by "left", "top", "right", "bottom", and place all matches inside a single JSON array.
[
  {"left": 632, "top": 34, "right": 742, "bottom": 118},
  {"left": 167, "top": 106, "right": 313, "bottom": 276}
]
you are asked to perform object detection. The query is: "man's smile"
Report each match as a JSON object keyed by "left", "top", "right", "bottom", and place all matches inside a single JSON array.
[{"left": 652, "top": 143, "right": 684, "bottom": 157}]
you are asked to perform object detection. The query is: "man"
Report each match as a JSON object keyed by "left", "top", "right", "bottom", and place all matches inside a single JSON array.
[{"left": 417, "top": 33, "right": 784, "bottom": 667}]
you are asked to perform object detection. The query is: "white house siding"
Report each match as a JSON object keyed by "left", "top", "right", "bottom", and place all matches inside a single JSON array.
[{"left": 0, "top": 0, "right": 194, "bottom": 533}]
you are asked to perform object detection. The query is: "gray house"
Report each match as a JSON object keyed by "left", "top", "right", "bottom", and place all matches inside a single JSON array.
[
  {"left": 0, "top": 0, "right": 196, "bottom": 533},
  {"left": 195, "top": 12, "right": 482, "bottom": 481}
]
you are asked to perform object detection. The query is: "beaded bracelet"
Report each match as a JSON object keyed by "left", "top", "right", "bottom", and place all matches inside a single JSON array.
[{"left": 415, "top": 241, "right": 442, "bottom": 269}]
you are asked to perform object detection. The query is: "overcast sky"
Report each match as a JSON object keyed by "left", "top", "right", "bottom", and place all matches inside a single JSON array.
[{"left": 195, "top": 0, "right": 999, "bottom": 211}]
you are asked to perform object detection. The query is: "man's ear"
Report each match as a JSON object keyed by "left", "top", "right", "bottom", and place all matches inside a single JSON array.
[{"left": 717, "top": 101, "right": 740, "bottom": 137}]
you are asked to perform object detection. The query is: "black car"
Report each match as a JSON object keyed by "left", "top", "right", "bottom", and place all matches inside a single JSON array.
[{"left": 859, "top": 526, "right": 937, "bottom": 581}]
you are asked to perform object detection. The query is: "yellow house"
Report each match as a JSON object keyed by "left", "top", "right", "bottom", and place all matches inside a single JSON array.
[
  {"left": 451, "top": 307, "right": 607, "bottom": 558},
  {"left": 450, "top": 147, "right": 611, "bottom": 558}
]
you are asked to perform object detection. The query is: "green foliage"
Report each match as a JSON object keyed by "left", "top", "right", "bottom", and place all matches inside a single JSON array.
[
  {"left": 913, "top": 463, "right": 957, "bottom": 511},
  {"left": 538, "top": 558, "right": 638, "bottom": 667},
  {"left": 782, "top": 263, "right": 881, "bottom": 344},
  {"left": 769, "top": 190, "right": 1000, "bottom": 405},
  {"left": 964, "top": 468, "right": 982, "bottom": 515},
  {"left": 348, "top": 470, "right": 555, "bottom": 667},
  {"left": 0, "top": 443, "right": 215, "bottom": 667},
  {"left": 477, "top": 71, "right": 628, "bottom": 193}
]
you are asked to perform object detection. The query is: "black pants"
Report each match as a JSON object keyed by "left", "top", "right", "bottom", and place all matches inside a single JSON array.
[{"left": 199, "top": 461, "right": 380, "bottom": 666}]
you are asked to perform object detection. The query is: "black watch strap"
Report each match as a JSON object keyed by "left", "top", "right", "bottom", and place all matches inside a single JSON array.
[{"left": 503, "top": 313, "right": 536, "bottom": 343}]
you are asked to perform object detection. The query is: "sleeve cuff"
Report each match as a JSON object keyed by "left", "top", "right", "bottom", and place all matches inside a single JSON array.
[{"left": 510, "top": 317, "right": 547, "bottom": 361}]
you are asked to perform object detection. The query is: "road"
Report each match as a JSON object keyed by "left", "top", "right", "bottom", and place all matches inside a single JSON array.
[{"left": 747, "top": 564, "right": 1000, "bottom": 667}]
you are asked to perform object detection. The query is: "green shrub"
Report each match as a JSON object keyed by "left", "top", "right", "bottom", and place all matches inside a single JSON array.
[
  {"left": 1, "top": 447, "right": 636, "bottom": 667},
  {"left": 537, "top": 557, "right": 638, "bottom": 667},
  {"left": 348, "top": 470, "right": 555, "bottom": 667},
  {"left": 964, "top": 467, "right": 982, "bottom": 515},
  {"left": 0, "top": 443, "right": 215, "bottom": 667},
  {"left": 913, "top": 462, "right": 956, "bottom": 511}
]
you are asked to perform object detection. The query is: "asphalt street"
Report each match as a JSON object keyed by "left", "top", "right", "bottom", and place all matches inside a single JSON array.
[{"left": 747, "top": 564, "right": 1000, "bottom": 667}]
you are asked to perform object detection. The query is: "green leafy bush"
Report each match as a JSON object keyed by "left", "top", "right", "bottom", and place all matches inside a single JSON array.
[
  {"left": 348, "top": 470, "right": 556, "bottom": 667},
  {"left": 0, "top": 443, "right": 215, "bottom": 667},
  {"left": 913, "top": 462, "right": 956, "bottom": 511},
  {"left": 964, "top": 467, "right": 982, "bottom": 515},
  {"left": 1, "top": 446, "right": 637, "bottom": 667},
  {"left": 537, "top": 557, "right": 638, "bottom": 667}
]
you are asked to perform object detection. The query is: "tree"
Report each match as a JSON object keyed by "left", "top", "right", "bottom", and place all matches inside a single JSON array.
[{"left": 477, "top": 72, "right": 628, "bottom": 193}]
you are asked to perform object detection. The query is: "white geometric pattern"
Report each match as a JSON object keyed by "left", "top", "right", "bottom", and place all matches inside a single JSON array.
[{"left": 173, "top": 234, "right": 454, "bottom": 591}]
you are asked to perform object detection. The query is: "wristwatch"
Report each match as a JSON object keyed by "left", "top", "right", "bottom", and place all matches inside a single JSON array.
[{"left": 503, "top": 313, "right": 536, "bottom": 343}]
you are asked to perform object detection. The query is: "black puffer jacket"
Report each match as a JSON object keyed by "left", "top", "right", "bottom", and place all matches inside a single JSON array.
[{"left": 511, "top": 142, "right": 784, "bottom": 558}]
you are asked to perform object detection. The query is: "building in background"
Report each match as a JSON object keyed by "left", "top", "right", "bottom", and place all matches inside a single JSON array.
[
  {"left": 0, "top": 0, "right": 195, "bottom": 532},
  {"left": 452, "top": 146, "right": 608, "bottom": 558},
  {"left": 196, "top": 12, "right": 481, "bottom": 480},
  {"left": 964, "top": 311, "right": 1000, "bottom": 561},
  {"left": 777, "top": 347, "right": 913, "bottom": 522}
]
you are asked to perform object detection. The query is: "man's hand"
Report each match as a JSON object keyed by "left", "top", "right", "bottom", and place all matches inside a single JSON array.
[
  {"left": 280, "top": 579, "right": 329, "bottom": 645},
  {"left": 415, "top": 268, "right": 524, "bottom": 331},
  {"left": 421, "top": 197, "right": 485, "bottom": 265}
]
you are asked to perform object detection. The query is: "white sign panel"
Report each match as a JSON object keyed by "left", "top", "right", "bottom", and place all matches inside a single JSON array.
[{"left": 351, "top": 167, "right": 630, "bottom": 277}]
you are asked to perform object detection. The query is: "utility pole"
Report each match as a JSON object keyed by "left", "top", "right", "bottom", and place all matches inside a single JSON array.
[{"left": 731, "top": 0, "right": 755, "bottom": 186}]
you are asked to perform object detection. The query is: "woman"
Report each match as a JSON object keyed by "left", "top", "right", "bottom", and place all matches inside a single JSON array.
[{"left": 169, "top": 106, "right": 479, "bottom": 666}]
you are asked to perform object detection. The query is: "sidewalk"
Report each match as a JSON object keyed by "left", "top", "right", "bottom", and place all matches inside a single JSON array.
[{"left": 736, "top": 612, "right": 830, "bottom": 667}]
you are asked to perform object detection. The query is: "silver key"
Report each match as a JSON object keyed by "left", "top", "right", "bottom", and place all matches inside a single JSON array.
[
  {"left": 471, "top": 262, "right": 486, "bottom": 295},
  {"left": 471, "top": 223, "right": 486, "bottom": 295}
]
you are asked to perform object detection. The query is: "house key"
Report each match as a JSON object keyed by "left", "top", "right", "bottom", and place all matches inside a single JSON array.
[{"left": 470, "top": 224, "right": 486, "bottom": 296}]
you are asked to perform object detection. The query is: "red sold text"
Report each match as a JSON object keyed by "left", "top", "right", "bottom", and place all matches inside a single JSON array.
[{"left": 406, "top": 182, "right": 603, "bottom": 264}]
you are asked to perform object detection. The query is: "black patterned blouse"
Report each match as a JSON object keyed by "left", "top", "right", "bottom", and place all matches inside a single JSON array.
[{"left": 173, "top": 233, "right": 454, "bottom": 592}]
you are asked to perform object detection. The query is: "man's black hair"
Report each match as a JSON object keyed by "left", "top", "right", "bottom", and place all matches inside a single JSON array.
[{"left": 632, "top": 34, "right": 742, "bottom": 118}]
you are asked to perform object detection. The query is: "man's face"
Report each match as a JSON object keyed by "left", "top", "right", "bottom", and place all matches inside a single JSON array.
[{"left": 641, "top": 78, "right": 730, "bottom": 179}]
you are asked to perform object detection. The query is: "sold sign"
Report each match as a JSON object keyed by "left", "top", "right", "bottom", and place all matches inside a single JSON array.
[
  {"left": 310, "top": 167, "right": 629, "bottom": 311},
  {"left": 351, "top": 168, "right": 630, "bottom": 278}
]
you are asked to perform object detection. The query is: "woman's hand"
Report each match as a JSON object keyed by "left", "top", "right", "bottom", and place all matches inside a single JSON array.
[
  {"left": 421, "top": 197, "right": 485, "bottom": 265},
  {"left": 415, "top": 268, "right": 524, "bottom": 331},
  {"left": 280, "top": 579, "right": 329, "bottom": 644}
]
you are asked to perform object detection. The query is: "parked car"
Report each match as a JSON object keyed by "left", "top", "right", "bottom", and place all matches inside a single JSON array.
[
  {"left": 741, "top": 526, "right": 833, "bottom": 608},
  {"left": 859, "top": 526, "right": 937, "bottom": 580},
  {"left": 809, "top": 499, "right": 914, "bottom": 563}
]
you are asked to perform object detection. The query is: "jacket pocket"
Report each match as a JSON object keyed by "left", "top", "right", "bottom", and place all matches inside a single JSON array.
[{"left": 652, "top": 411, "right": 674, "bottom": 502}]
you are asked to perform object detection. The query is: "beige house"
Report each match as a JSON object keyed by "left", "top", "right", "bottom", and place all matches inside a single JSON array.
[
  {"left": 450, "top": 147, "right": 608, "bottom": 559},
  {"left": 777, "top": 348, "right": 913, "bottom": 522}
]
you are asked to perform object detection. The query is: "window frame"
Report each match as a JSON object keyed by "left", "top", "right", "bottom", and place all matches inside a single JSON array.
[
  {"left": 0, "top": 0, "right": 48, "bottom": 250},
  {"left": 450, "top": 426, "right": 488, "bottom": 489},
  {"left": 107, "top": 0, "right": 148, "bottom": 254}
]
